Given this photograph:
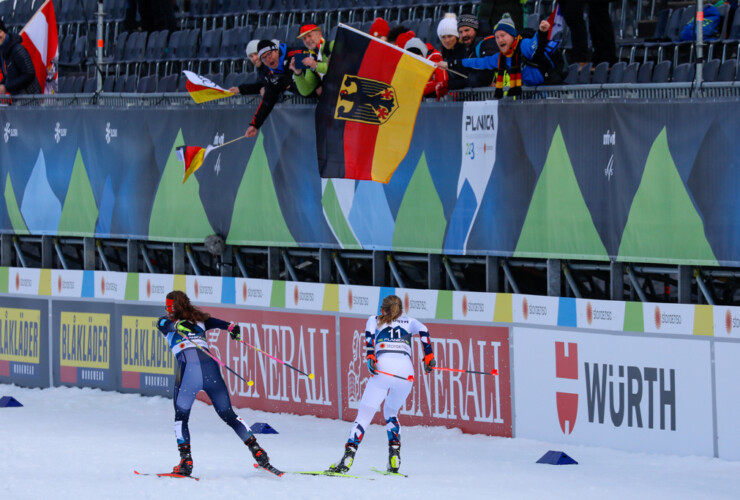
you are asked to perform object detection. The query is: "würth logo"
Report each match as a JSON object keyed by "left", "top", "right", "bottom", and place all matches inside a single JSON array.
[{"left": 555, "top": 342, "right": 578, "bottom": 434}]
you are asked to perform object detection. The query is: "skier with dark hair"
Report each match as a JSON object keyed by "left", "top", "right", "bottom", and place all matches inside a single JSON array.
[{"left": 156, "top": 290, "right": 280, "bottom": 477}]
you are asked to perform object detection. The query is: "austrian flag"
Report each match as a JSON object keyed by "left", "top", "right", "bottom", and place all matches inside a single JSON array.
[{"left": 20, "top": 0, "right": 59, "bottom": 94}]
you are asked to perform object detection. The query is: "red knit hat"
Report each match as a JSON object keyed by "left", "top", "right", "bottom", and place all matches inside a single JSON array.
[
  {"left": 369, "top": 17, "right": 389, "bottom": 38},
  {"left": 395, "top": 30, "right": 416, "bottom": 48}
]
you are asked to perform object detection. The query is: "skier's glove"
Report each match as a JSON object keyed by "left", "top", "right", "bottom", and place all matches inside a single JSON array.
[
  {"left": 423, "top": 353, "right": 436, "bottom": 374},
  {"left": 176, "top": 320, "right": 197, "bottom": 333},
  {"left": 366, "top": 354, "right": 377, "bottom": 375},
  {"left": 228, "top": 322, "right": 241, "bottom": 341}
]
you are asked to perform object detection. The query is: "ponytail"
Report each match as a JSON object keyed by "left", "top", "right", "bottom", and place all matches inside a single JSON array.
[{"left": 378, "top": 295, "right": 403, "bottom": 326}]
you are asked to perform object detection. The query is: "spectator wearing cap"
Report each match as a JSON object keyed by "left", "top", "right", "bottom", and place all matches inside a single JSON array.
[
  {"left": 440, "top": 14, "right": 555, "bottom": 98},
  {"left": 290, "top": 23, "right": 334, "bottom": 97},
  {"left": 230, "top": 39, "right": 268, "bottom": 96},
  {"left": 436, "top": 13, "right": 467, "bottom": 92},
  {"left": 454, "top": 13, "right": 497, "bottom": 87},
  {"left": 0, "top": 19, "right": 41, "bottom": 95},
  {"left": 244, "top": 40, "right": 299, "bottom": 138},
  {"left": 369, "top": 17, "right": 390, "bottom": 41}
]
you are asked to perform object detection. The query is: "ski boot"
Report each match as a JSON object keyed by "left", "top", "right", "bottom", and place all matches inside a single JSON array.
[
  {"left": 327, "top": 443, "right": 357, "bottom": 473},
  {"left": 246, "top": 435, "right": 270, "bottom": 468},
  {"left": 388, "top": 441, "right": 401, "bottom": 473},
  {"left": 173, "top": 443, "right": 193, "bottom": 476}
]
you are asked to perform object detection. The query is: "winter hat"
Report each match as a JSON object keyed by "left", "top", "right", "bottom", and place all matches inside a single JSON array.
[
  {"left": 246, "top": 39, "right": 259, "bottom": 56},
  {"left": 457, "top": 13, "right": 479, "bottom": 31},
  {"left": 404, "top": 37, "right": 428, "bottom": 57},
  {"left": 369, "top": 17, "right": 389, "bottom": 38},
  {"left": 257, "top": 40, "right": 278, "bottom": 59},
  {"left": 494, "top": 13, "right": 518, "bottom": 37},
  {"left": 437, "top": 13, "right": 458, "bottom": 40},
  {"left": 395, "top": 30, "right": 416, "bottom": 49}
]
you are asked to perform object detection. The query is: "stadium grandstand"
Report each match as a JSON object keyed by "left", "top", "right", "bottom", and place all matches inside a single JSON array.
[{"left": 1, "top": 0, "right": 739, "bottom": 305}]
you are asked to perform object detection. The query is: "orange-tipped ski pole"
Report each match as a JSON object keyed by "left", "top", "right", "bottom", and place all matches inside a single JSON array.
[
  {"left": 238, "top": 339, "right": 314, "bottom": 380},
  {"left": 432, "top": 366, "right": 498, "bottom": 376},
  {"left": 375, "top": 369, "right": 414, "bottom": 382}
]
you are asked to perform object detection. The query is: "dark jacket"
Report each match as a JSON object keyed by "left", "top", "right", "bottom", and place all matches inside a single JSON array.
[
  {"left": 248, "top": 43, "right": 299, "bottom": 129},
  {"left": 461, "top": 35, "right": 498, "bottom": 88},
  {"left": 0, "top": 32, "right": 42, "bottom": 95},
  {"left": 441, "top": 42, "right": 468, "bottom": 90}
]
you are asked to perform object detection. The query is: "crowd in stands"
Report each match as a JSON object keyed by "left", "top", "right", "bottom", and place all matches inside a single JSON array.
[{"left": 0, "top": 0, "right": 739, "bottom": 97}]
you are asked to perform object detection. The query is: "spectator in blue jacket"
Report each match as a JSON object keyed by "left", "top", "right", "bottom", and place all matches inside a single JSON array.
[
  {"left": 680, "top": 4, "right": 721, "bottom": 41},
  {"left": 440, "top": 14, "right": 554, "bottom": 98}
]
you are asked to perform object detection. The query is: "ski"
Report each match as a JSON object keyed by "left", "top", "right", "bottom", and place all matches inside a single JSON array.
[
  {"left": 289, "top": 470, "right": 374, "bottom": 480},
  {"left": 371, "top": 467, "right": 407, "bottom": 477},
  {"left": 134, "top": 470, "right": 200, "bottom": 481},
  {"left": 252, "top": 463, "right": 285, "bottom": 477}
]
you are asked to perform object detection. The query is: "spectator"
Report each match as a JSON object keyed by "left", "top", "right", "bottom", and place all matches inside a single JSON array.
[
  {"left": 437, "top": 13, "right": 467, "bottom": 92},
  {"left": 369, "top": 17, "right": 390, "bottom": 41},
  {"left": 290, "top": 24, "right": 333, "bottom": 97},
  {"left": 230, "top": 40, "right": 268, "bottom": 96},
  {"left": 559, "top": 0, "right": 617, "bottom": 67},
  {"left": 680, "top": 4, "right": 721, "bottom": 41},
  {"left": 455, "top": 13, "right": 498, "bottom": 87},
  {"left": 0, "top": 19, "right": 41, "bottom": 95},
  {"left": 440, "top": 15, "right": 557, "bottom": 98},
  {"left": 243, "top": 40, "right": 299, "bottom": 138},
  {"left": 388, "top": 25, "right": 411, "bottom": 45}
]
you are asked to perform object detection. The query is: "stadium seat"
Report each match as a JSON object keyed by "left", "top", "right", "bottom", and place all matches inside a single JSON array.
[
  {"left": 622, "top": 62, "right": 639, "bottom": 83},
  {"left": 591, "top": 62, "right": 609, "bottom": 84},
  {"left": 607, "top": 61, "right": 626, "bottom": 84},
  {"left": 83, "top": 77, "right": 98, "bottom": 93},
  {"left": 702, "top": 59, "right": 721, "bottom": 82},
  {"left": 717, "top": 58, "right": 736, "bottom": 82},
  {"left": 637, "top": 61, "right": 654, "bottom": 83},
  {"left": 122, "top": 74, "right": 138, "bottom": 92},
  {"left": 102, "top": 75, "right": 116, "bottom": 92},
  {"left": 136, "top": 75, "right": 158, "bottom": 93},
  {"left": 563, "top": 63, "right": 579, "bottom": 85},
  {"left": 158, "top": 74, "right": 179, "bottom": 92},
  {"left": 196, "top": 29, "right": 224, "bottom": 73},
  {"left": 672, "top": 62, "right": 695, "bottom": 82},
  {"left": 577, "top": 63, "right": 593, "bottom": 84},
  {"left": 721, "top": 13, "right": 740, "bottom": 61},
  {"left": 651, "top": 60, "right": 671, "bottom": 83}
]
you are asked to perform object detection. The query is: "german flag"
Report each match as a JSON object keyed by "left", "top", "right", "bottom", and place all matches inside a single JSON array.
[
  {"left": 183, "top": 70, "right": 234, "bottom": 103},
  {"left": 316, "top": 25, "right": 435, "bottom": 183}
]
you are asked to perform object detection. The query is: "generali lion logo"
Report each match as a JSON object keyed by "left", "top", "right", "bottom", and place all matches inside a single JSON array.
[
  {"left": 294, "top": 285, "right": 300, "bottom": 305},
  {"left": 348, "top": 289, "right": 353, "bottom": 310},
  {"left": 15, "top": 273, "right": 19, "bottom": 291},
  {"left": 194, "top": 279, "right": 199, "bottom": 299},
  {"left": 586, "top": 302, "right": 593, "bottom": 325},
  {"left": 242, "top": 282, "right": 248, "bottom": 302},
  {"left": 146, "top": 279, "right": 152, "bottom": 298},
  {"left": 522, "top": 297, "right": 529, "bottom": 320},
  {"left": 726, "top": 309, "right": 733, "bottom": 334},
  {"left": 57, "top": 275, "right": 62, "bottom": 294},
  {"left": 403, "top": 293, "right": 410, "bottom": 313},
  {"left": 100, "top": 276, "right": 106, "bottom": 296},
  {"left": 654, "top": 306, "right": 662, "bottom": 330},
  {"left": 462, "top": 294, "right": 468, "bottom": 317}
]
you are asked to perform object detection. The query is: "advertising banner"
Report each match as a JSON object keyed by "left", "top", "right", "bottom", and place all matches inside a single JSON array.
[
  {"left": 714, "top": 340, "right": 740, "bottom": 460},
  {"left": 452, "top": 291, "right": 496, "bottom": 322},
  {"left": 94, "top": 271, "right": 128, "bottom": 301},
  {"left": 186, "top": 275, "right": 223, "bottom": 304},
  {"left": 642, "top": 302, "right": 695, "bottom": 335},
  {"left": 117, "top": 303, "right": 174, "bottom": 397},
  {"left": 50, "top": 270, "right": 84, "bottom": 298},
  {"left": 7, "top": 267, "right": 45, "bottom": 295},
  {"left": 338, "top": 284, "right": 380, "bottom": 317},
  {"left": 576, "top": 298, "right": 626, "bottom": 331},
  {"left": 340, "top": 316, "right": 512, "bottom": 436},
  {"left": 512, "top": 294, "right": 560, "bottom": 326},
  {"left": 0, "top": 296, "right": 49, "bottom": 388},
  {"left": 234, "top": 278, "right": 274, "bottom": 308},
  {"left": 512, "top": 327, "right": 714, "bottom": 456},
  {"left": 713, "top": 305, "right": 740, "bottom": 338},
  {"left": 201, "top": 307, "right": 339, "bottom": 419},
  {"left": 52, "top": 301, "right": 117, "bottom": 390}
]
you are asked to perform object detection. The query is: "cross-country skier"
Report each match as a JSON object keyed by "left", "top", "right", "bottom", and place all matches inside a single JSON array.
[
  {"left": 328, "top": 294, "right": 436, "bottom": 474},
  {"left": 156, "top": 290, "right": 274, "bottom": 477}
]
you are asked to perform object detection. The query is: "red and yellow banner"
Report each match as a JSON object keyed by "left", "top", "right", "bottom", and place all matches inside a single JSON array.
[{"left": 183, "top": 70, "right": 234, "bottom": 103}]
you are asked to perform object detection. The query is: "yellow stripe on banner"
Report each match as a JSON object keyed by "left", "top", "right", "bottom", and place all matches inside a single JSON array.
[
  {"left": 189, "top": 88, "right": 234, "bottom": 104},
  {"left": 371, "top": 54, "right": 434, "bottom": 183}
]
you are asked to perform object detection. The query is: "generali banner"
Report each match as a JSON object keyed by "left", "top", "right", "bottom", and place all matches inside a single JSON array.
[
  {"left": 201, "top": 306, "right": 339, "bottom": 419},
  {"left": 339, "top": 316, "right": 512, "bottom": 436}
]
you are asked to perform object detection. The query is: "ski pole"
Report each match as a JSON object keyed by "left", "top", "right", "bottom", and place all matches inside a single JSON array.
[
  {"left": 237, "top": 339, "right": 315, "bottom": 380},
  {"left": 174, "top": 330, "right": 254, "bottom": 386},
  {"left": 375, "top": 369, "right": 414, "bottom": 382},
  {"left": 431, "top": 366, "right": 498, "bottom": 376}
]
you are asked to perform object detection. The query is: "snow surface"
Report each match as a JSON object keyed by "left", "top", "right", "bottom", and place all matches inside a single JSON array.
[{"left": 2, "top": 384, "right": 740, "bottom": 500}]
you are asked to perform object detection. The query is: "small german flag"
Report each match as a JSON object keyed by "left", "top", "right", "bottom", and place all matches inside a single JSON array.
[
  {"left": 183, "top": 70, "right": 234, "bottom": 103},
  {"left": 316, "top": 25, "right": 435, "bottom": 183},
  {"left": 176, "top": 145, "right": 214, "bottom": 183}
]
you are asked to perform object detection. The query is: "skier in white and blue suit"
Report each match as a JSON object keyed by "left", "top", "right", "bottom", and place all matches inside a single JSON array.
[
  {"left": 328, "top": 294, "right": 436, "bottom": 474},
  {"left": 157, "top": 290, "right": 272, "bottom": 476}
]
